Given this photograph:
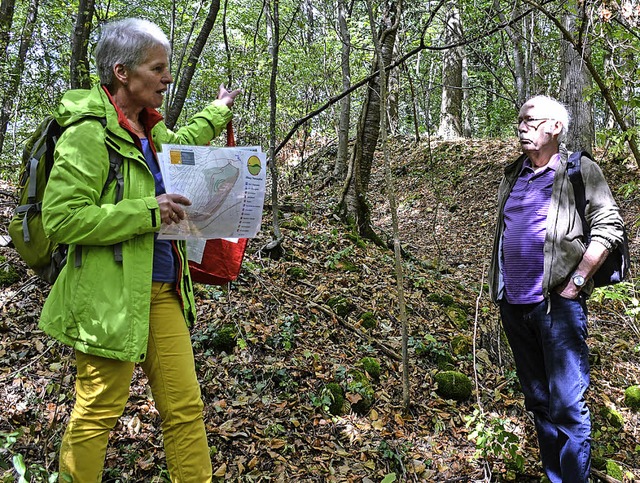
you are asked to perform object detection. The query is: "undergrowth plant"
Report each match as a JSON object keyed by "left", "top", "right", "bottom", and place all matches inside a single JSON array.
[
  {"left": 0, "top": 430, "right": 63, "bottom": 483},
  {"left": 465, "top": 409, "right": 525, "bottom": 476},
  {"left": 378, "top": 439, "right": 411, "bottom": 476},
  {"left": 591, "top": 281, "right": 640, "bottom": 341}
]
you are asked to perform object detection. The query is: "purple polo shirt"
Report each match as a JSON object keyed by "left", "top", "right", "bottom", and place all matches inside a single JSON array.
[{"left": 502, "top": 154, "right": 560, "bottom": 304}]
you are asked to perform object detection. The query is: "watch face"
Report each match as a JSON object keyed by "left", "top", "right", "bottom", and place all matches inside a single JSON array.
[{"left": 573, "top": 275, "right": 585, "bottom": 287}]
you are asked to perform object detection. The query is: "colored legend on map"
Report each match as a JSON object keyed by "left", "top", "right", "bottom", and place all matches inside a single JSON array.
[{"left": 170, "top": 150, "right": 195, "bottom": 165}]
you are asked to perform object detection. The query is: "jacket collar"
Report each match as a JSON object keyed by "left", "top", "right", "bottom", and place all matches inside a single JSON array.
[{"left": 102, "top": 85, "right": 164, "bottom": 133}]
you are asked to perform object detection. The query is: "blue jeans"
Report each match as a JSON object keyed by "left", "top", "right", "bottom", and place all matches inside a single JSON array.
[{"left": 500, "top": 292, "right": 591, "bottom": 483}]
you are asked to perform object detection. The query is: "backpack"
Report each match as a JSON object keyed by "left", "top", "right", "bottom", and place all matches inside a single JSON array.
[
  {"left": 8, "top": 115, "right": 124, "bottom": 284},
  {"left": 568, "top": 150, "right": 630, "bottom": 287}
]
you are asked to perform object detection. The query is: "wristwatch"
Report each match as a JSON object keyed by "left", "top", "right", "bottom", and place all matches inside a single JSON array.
[{"left": 572, "top": 274, "right": 586, "bottom": 288}]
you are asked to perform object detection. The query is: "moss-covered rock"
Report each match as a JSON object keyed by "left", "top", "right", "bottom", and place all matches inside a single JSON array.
[
  {"left": 359, "top": 357, "right": 381, "bottom": 382},
  {"left": 436, "top": 352, "right": 456, "bottom": 371},
  {"left": 624, "top": 385, "right": 640, "bottom": 411},
  {"left": 287, "top": 266, "right": 307, "bottom": 279},
  {"left": 346, "top": 370, "right": 375, "bottom": 414},
  {"left": 210, "top": 325, "right": 237, "bottom": 353},
  {"left": 327, "top": 297, "right": 355, "bottom": 317},
  {"left": 324, "top": 382, "right": 346, "bottom": 416},
  {"left": 359, "top": 312, "right": 377, "bottom": 330},
  {"left": 426, "top": 292, "right": 455, "bottom": 306},
  {"left": 435, "top": 371, "right": 472, "bottom": 402},
  {"left": 451, "top": 335, "right": 472, "bottom": 358},
  {"left": 0, "top": 257, "right": 20, "bottom": 287},
  {"left": 281, "top": 214, "right": 308, "bottom": 230},
  {"left": 291, "top": 215, "right": 308, "bottom": 228},
  {"left": 445, "top": 306, "right": 468, "bottom": 329},
  {"left": 599, "top": 405, "right": 624, "bottom": 429}
]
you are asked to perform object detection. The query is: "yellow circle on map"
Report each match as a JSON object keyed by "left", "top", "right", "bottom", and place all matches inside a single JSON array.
[{"left": 247, "top": 155, "right": 262, "bottom": 176}]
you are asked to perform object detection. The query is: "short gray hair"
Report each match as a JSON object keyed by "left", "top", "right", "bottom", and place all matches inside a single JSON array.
[
  {"left": 524, "top": 95, "right": 571, "bottom": 142},
  {"left": 95, "top": 18, "right": 171, "bottom": 86}
]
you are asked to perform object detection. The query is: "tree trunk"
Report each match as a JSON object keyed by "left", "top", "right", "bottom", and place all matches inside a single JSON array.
[
  {"left": 437, "top": 0, "right": 463, "bottom": 139},
  {"left": 0, "top": 0, "right": 38, "bottom": 154},
  {"left": 165, "top": 0, "right": 221, "bottom": 129},
  {"left": 461, "top": 52, "right": 471, "bottom": 137},
  {"left": 494, "top": 0, "right": 527, "bottom": 106},
  {"left": 560, "top": 10, "right": 594, "bottom": 152},
  {"left": 337, "top": 1, "right": 398, "bottom": 242},
  {"left": 70, "top": 0, "right": 95, "bottom": 89},
  {"left": 364, "top": 0, "right": 409, "bottom": 411},
  {"left": 333, "top": 0, "right": 351, "bottom": 181},
  {"left": 387, "top": 57, "right": 399, "bottom": 135},
  {"left": 0, "top": 0, "right": 16, "bottom": 61},
  {"left": 523, "top": 14, "right": 538, "bottom": 96},
  {"left": 405, "top": 62, "right": 420, "bottom": 142},
  {"left": 222, "top": 0, "right": 233, "bottom": 86},
  {"left": 602, "top": 47, "right": 614, "bottom": 129},
  {"left": 262, "top": 0, "right": 284, "bottom": 258}
]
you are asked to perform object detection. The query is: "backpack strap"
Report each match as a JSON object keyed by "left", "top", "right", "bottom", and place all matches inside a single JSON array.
[
  {"left": 17, "top": 118, "right": 61, "bottom": 242},
  {"left": 106, "top": 143, "right": 124, "bottom": 263},
  {"left": 74, "top": 120, "right": 125, "bottom": 268},
  {"left": 567, "top": 150, "right": 595, "bottom": 243}
]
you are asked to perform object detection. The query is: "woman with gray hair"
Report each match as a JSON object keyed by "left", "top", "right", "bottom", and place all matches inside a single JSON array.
[{"left": 38, "top": 17, "right": 239, "bottom": 481}]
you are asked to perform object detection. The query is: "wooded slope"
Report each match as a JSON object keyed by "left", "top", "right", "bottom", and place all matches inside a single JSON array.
[{"left": 1, "top": 138, "right": 638, "bottom": 482}]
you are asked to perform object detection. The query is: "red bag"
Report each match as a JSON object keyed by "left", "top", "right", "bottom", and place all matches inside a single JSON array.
[{"left": 188, "top": 122, "right": 249, "bottom": 285}]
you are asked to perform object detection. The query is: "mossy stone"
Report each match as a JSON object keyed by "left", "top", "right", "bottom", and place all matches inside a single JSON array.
[
  {"left": 451, "top": 335, "right": 472, "bottom": 357},
  {"left": 0, "top": 258, "right": 20, "bottom": 287},
  {"left": 347, "top": 370, "right": 375, "bottom": 414},
  {"left": 359, "top": 357, "right": 381, "bottom": 382},
  {"left": 426, "top": 292, "right": 455, "bottom": 306},
  {"left": 291, "top": 215, "right": 308, "bottom": 228},
  {"left": 359, "top": 312, "right": 377, "bottom": 330},
  {"left": 287, "top": 266, "right": 307, "bottom": 279},
  {"left": 445, "top": 306, "right": 468, "bottom": 329},
  {"left": 334, "top": 260, "right": 358, "bottom": 272},
  {"left": 434, "top": 370, "right": 472, "bottom": 402},
  {"left": 281, "top": 215, "right": 308, "bottom": 230},
  {"left": 210, "top": 325, "right": 237, "bottom": 353},
  {"left": 624, "top": 385, "right": 640, "bottom": 411},
  {"left": 327, "top": 297, "right": 355, "bottom": 317},
  {"left": 324, "top": 382, "right": 345, "bottom": 416},
  {"left": 599, "top": 405, "right": 624, "bottom": 429},
  {"left": 435, "top": 352, "right": 456, "bottom": 371}
]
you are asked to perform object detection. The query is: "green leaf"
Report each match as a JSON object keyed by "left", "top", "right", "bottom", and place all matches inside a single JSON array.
[{"left": 13, "top": 454, "right": 26, "bottom": 479}]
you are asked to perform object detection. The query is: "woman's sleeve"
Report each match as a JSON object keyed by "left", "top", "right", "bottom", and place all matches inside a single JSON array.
[
  {"left": 153, "top": 100, "right": 233, "bottom": 147},
  {"left": 42, "top": 120, "right": 160, "bottom": 246}
]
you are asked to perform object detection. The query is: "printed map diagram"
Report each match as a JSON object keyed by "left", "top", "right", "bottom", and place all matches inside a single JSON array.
[{"left": 157, "top": 145, "right": 266, "bottom": 240}]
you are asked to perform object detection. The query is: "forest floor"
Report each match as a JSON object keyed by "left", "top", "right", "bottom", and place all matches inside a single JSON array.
[{"left": 0, "top": 137, "right": 639, "bottom": 482}]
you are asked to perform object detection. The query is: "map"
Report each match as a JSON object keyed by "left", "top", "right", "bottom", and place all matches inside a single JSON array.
[{"left": 157, "top": 145, "right": 267, "bottom": 240}]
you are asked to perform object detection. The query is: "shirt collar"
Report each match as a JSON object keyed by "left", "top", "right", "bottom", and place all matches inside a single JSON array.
[{"left": 522, "top": 152, "right": 561, "bottom": 174}]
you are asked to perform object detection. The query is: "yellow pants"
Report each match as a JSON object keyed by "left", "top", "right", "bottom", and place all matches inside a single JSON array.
[{"left": 59, "top": 282, "right": 212, "bottom": 482}]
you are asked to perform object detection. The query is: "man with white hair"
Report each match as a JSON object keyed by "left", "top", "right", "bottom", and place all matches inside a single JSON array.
[{"left": 488, "top": 95, "right": 625, "bottom": 482}]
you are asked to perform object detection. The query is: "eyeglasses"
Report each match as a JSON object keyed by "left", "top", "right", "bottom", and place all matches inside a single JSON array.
[{"left": 514, "top": 118, "right": 552, "bottom": 135}]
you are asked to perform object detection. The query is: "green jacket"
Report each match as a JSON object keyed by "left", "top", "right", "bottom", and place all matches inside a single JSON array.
[
  {"left": 488, "top": 145, "right": 625, "bottom": 303},
  {"left": 39, "top": 85, "right": 232, "bottom": 362}
]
